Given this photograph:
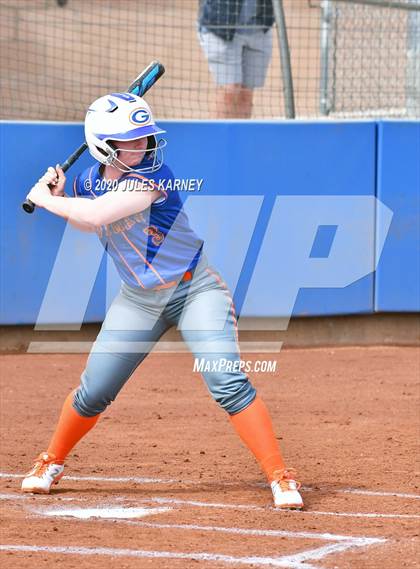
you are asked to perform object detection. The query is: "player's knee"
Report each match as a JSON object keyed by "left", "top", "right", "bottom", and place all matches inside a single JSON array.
[
  {"left": 73, "top": 374, "right": 113, "bottom": 417},
  {"left": 212, "top": 377, "right": 257, "bottom": 415}
]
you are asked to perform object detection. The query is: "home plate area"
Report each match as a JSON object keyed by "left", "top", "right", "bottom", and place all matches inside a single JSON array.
[
  {"left": 1, "top": 347, "right": 419, "bottom": 568},
  {"left": 1, "top": 474, "right": 419, "bottom": 569}
]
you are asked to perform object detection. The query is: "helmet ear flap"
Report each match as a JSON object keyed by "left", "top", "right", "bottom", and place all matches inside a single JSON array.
[
  {"left": 93, "top": 140, "right": 117, "bottom": 165},
  {"left": 146, "top": 135, "right": 157, "bottom": 157},
  {"left": 95, "top": 146, "right": 109, "bottom": 159}
]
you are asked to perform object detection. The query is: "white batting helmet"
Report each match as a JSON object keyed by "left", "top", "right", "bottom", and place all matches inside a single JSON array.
[{"left": 84, "top": 92, "right": 166, "bottom": 173}]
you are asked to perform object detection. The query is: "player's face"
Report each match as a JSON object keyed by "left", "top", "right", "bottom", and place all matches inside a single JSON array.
[{"left": 113, "top": 137, "right": 148, "bottom": 167}]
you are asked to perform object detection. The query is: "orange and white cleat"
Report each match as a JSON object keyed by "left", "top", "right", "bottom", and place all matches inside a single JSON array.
[
  {"left": 21, "top": 452, "right": 64, "bottom": 494},
  {"left": 271, "top": 468, "right": 304, "bottom": 510}
]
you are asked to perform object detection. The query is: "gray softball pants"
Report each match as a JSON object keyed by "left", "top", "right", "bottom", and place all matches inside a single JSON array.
[{"left": 73, "top": 254, "right": 256, "bottom": 417}]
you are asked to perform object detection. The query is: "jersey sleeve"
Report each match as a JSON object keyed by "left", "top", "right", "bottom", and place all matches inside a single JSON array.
[
  {"left": 71, "top": 166, "right": 97, "bottom": 198},
  {"left": 151, "top": 164, "right": 174, "bottom": 208},
  {"left": 121, "top": 164, "right": 175, "bottom": 209},
  {"left": 71, "top": 174, "right": 81, "bottom": 197}
]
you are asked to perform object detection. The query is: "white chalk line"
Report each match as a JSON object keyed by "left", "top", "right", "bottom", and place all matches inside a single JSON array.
[
  {"left": 33, "top": 516, "right": 387, "bottom": 569},
  {"left": 276, "top": 538, "right": 384, "bottom": 568},
  {"left": 0, "top": 535, "right": 386, "bottom": 569},
  {"left": 144, "top": 496, "right": 420, "bottom": 520},
  {"left": 2, "top": 491, "right": 417, "bottom": 520},
  {"left": 0, "top": 544, "right": 316, "bottom": 569},
  {"left": 307, "top": 510, "right": 420, "bottom": 520},
  {"left": 37, "top": 506, "right": 172, "bottom": 520},
  {"left": 5, "top": 496, "right": 389, "bottom": 568},
  {"left": 34, "top": 508, "right": 383, "bottom": 543},
  {"left": 0, "top": 475, "right": 420, "bottom": 520},
  {"left": 0, "top": 472, "right": 183, "bottom": 485},
  {"left": 341, "top": 488, "right": 420, "bottom": 499},
  {"left": 1, "top": 471, "right": 419, "bottom": 500}
]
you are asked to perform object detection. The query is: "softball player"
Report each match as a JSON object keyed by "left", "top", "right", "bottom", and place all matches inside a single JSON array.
[{"left": 22, "top": 93, "right": 303, "bottom": 509}]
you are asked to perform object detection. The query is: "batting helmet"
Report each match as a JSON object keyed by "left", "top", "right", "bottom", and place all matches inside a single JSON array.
[{"left": 84, "top": 92, "right": 166, "bottom": 173}]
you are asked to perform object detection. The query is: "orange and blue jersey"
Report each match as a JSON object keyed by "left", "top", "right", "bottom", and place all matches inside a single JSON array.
[{"left": 73, "top": 159, "right": 204, "bottom": 289}]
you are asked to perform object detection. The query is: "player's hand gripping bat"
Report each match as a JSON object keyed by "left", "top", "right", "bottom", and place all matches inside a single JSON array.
[{"left": 22, "top": 60, "right": 165, "bottom": 214}]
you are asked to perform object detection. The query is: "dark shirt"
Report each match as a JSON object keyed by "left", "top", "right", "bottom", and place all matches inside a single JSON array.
[{"left": 198, "top": 0, "right": 274, "bottom": 42}]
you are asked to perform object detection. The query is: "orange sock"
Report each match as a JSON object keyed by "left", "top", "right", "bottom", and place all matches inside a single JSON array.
[
  {"left": 229, "top": 396, "right": 286, "bottom": 482},
  {"left": 47, "top": 391, "right": 100, "bottom": 463}
]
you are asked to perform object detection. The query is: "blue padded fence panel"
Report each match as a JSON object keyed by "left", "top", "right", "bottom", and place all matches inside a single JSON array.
[
  {"left": 0, "top": 122, "right": 105, "bottom": 325},
  {"left": 375, "top": 121, "right": 420, "bottom": 312},
  {"left": 2, "top": 119, "right": 416, "bottom": 324},
  {"left": 165, "top": 121, "right": 377, "bottom": 317}
]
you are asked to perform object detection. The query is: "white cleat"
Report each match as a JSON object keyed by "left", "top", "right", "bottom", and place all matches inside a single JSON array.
[
  {"left": 21, "top": 452, "right": 64, "bottom": 494},
  {"left": 271, "top": 468, "right": 304, "bottom": 510}
]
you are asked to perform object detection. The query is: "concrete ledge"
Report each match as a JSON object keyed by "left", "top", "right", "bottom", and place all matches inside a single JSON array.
[{"left": 1, "top": 314, "right": 418, "bottom": 353}]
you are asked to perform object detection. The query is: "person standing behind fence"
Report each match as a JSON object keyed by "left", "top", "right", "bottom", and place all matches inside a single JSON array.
[{"left": 198, "top": 0, "right": 274, "bottom": 118}]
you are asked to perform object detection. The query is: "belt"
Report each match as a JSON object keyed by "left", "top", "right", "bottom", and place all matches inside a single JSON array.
[{"left": 152, "top": 269, "right": 194, "bottom": 291}]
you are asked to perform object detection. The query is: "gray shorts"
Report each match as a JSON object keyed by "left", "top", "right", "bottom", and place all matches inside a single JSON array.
[
  {"left": 73, "top": 253, "right": 256, "bottom": 418},
  {"left": 199, "top": 29, "right": 273, "bottom": 89}
]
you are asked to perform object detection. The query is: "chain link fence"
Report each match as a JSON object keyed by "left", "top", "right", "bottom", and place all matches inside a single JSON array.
[
  {"left": 319, "top": 0, "right": 420, "bottom": 117},
  {"left": 0, "top": 0, "right": 419, "bottom": 121}
]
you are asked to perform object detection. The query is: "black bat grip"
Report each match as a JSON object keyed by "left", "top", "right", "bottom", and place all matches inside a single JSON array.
[
  {"left": 22, "top": 143, "right": 88, "bottom": 214},
  {"left": 22, "top": 198, "right": 36, "bottom": 214}
]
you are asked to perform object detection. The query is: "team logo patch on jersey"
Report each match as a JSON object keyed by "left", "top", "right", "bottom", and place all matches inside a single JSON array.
[
  {"left": 143, "top": 225, "right": 164, "bottom": 246},
  {"left": 129, "top": 108, "right": 151, "bottom": 126}
]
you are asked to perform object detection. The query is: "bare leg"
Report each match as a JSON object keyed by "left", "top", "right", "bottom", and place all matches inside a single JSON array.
[
  {"left": 216, "top": 84, "right": 253, "bottom": 118},
  {"left": 237, "top": 86, "right": 253, "bottom": 118}
]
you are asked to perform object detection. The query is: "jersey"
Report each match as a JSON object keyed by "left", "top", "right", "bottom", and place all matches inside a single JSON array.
[{"left": 73, "top": 158, "right": 204, "bottom": 289}]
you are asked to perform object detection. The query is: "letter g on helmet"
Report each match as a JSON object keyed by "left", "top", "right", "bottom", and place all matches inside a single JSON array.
[{"left": 129, "top": 108, "right": 151, "bottom": 125}]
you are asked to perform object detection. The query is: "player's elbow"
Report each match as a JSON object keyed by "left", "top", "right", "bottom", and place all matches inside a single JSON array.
[
  {"left": 67, "top": 199, "right": 105, "bottom": 228},
  {"left": 76, "top": 203, "right": 109, "bottom": 227},
  {"left": 88, "top": 211, "right": 112, "bottom": 228},
  {"left": 68, "top": 219, "right": 96, "bottom": 233},
  {"left": 88, "top": 214, "right": 103, "bottom": 229}
]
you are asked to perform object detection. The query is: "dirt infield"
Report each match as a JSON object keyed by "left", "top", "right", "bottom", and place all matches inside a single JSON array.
[{"left": 1, "top": 346, "right": 419, "bottom": 568}]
